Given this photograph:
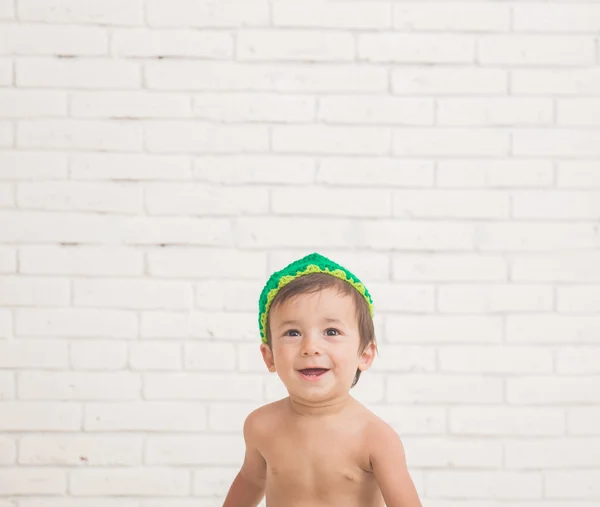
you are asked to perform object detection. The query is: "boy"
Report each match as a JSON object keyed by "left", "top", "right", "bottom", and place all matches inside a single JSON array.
[{"left": 222, "top": 253, "right": 422, "bottom": 507}]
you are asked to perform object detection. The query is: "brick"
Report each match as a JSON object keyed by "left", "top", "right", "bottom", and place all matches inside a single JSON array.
[
  {"left": 388, "top": 374, "right": 503, "bottom": 403},
  {"left": 474, "top": 223, "right": 600, "bottom": 251},
  {"left": 273, "top": 125, "right": 390, "bottom": 155},
  {"left": 0, "top": 372, "right": 15, "bottom": 399},
  {"left": 0, "top": 402, "right": 81, "bottom": 430},
  {"left": 359, "top": 34, "right": 475, "bottom": 63},
  {"left": 85, "top": 402, "right": 207, "bottom": 431},
  {"left": 184, "top": 342, "right": 236, "bottom": 370},
  {"left": 71, "top": 153, "right": 191, "bottom": 180},
  {"left": 15, "top": 309, "right": 137, "bottom": 338},
  {"left": 20, "top": 246, "right": 143, "bottom": 276},
  {"left": 18, "top": 501, "right": 137, "bottom": 507},
  {"left": 439, "top": 345, "right": 552, "bottom": 373},
  {"left": 355, "top": 220, "right": 476, "bottom": 250},
  {"left": 508, "top": 376, "right": 600, "bottom": 404},
  {"left": 17, "top": 58, "right": 141, "bottom": 88},
  {"left": 145, "top": 183, "right": 268, "bottom": 216},
  {"left": 427, "top": 471, "right": 541, "bottom": 499},
  {"left": 70, "top": 469, "right": 189, "bottom": 496},
  {"left": 0, "top": 120, "right": 12, "bottom": 146},
  {"left": 318, "top": 158, "right": 433, "bottom": 187},
  {"left": 511, "top": 252, "right": 600, "bottom": 282},
  {"left": 112, "top": 29, "right": 232, "bottom": 58},
  {"left": 74, "top": 279, "right": 192, "bottom": 310},
  {"left": 235, "top": 217, "right": 357, "bottom": 249},
  {"left": 18, "top": 120, "right": 142, "bottom": 151},
  {"left": 513, "top": 191, "right": 600, "bottom": 219},
  {"left": 193, "top": 93, "right": 314, "bottom": 123},
  {"left": 438, "top": 98, "right": 552, "bottom": 126},
  {"left": 367, "top": 283, "right": 433, "bottom": 313},
  {"left": 0, "top": 469, "right": 66, "bottom": 495},
  {"left": 0, "top": 276, "right": 69, "bottom": 306},
  {"left": 18, "top": 0, "right": 143, "bottom": 24},
  {"left": 273, "top": 1, "right": 390, "bottom": 29},
  {"left": 393, "top": 128, "right": 509, "bottom": 156},
  {"left": 0, "top": 24, "right": 107, "bottom": 55},
  {"left": 148, "top": 249, "right": 266, "bottom": 279},
  {"left": 71, "top": 341, "right": 128, "bottom": 370},
  {"left": 558, "top": 161, "right": 600, "bottom": 188},
  {"left": 0, "top": 247, "right": 16, "bottom": 273},
  {"left": 0, "top": 0, "right": 13, "bottom": 19},
  {"left": 369, "top": 343, "right": 436, "bottom": 373},
  {"left": 194, "top": 156, "right": 315, "bottom": 184},
  {"left": 450, "top": 407, "right": 564, "bottom": 436},
  {"left": 19, "top": 435, "right": 143, "bottom": 465},
  {"left": 71, "top": 91, "right": 191, "bottom": 118},
  {"left": 17, "top": 182, "right": 143, "bottom": 213},
  {"left": 556, "top": 347, "right": 600, "bottom": 374},
  {"left": 0, "top": 436, "right": 15, "bottom": 463},
  {"left": 146, "top": 435, "right": 241, "bottom": 465},
  {"left": 514, "top": 4, "right": 600, "bottom": 32},
  {"left": 558, "top": 287, "right": 600, "bottom": 313},
  {"left": 512, "top": 69, "right": 600, "bottom": 95},
  {"left": 513, "top": 129, "right": 600, "bottom": 157},
  {"left": 145, "top": 121, "right": 268, "bottom": 153},
  {"left": 569, "top": 407, "right": 600, "bottom": 435},
  {"left": 144, "top": 373, "right": 262, "bottom": 401},
  {"left": 272, "top": 187, "right": 392, "bottom": 217},
  {"left": 439, "top": 285, "right": 553, "bottom": 314},
  {"left": 0, "top": 90, "right": 66, "bottom": 117},
  {"left": 0, "top": 310, "right": 11, "bottom": 338},
  {"left": 394, "top": 3, "right": 509, "bottom": 31},
  {"left": 0, "top": 339, "right": 68, "bottom": 368},
  {"left": 146, "top": 0, "right": 269, "bottom": 27},
  {"left": 0, "top": 183, "right": 13, "bottom": 206},
  {"left": 404, "top": 438, "right": 502, "bottom": 468},
  {"left": 437, "top": 160, "right": 553, "bottom": 188},
  {"left": 545, "top": 471, "right": 600, "bottom": 499},
  {"left": 508, "top": 316, "right": 600, "bottom": 344},
  {"left": 208, "top": 403, "right": 261, "bottom": 432},
  {"left": 558, "top": 98, "right": 600, "bottom": 126},
  {"left": 18, "top": 371, "right": 141, "bottom": 400},
  {"left": 0, "top": 58, "right": 11, "bottom": 84},
  {"left": 238, "top": 30, "right": 354, "bottom": 62},
  {"left": 129, "top": 342, "right": 181, "bottom": 370},
  {"left": 478, "top": 35, "right": 594, "bottom": 66},
  {"left": 193, "top": 467, "right": 238, "bottom": 498},
  {"left": 145, "top": 61, "right": 387, "bottom": 92},
  {"left": 386, "top": 316, "right": 503, "bottom": 343},
  {"left": 393, "top": 190, "right": 509, "bottom": 219},
  {"left": 319, "top": 96, "right": 433, "bottom": 125},
  {"left": 393, "top": 67, "right": 507, "bottom": 95},
  {"left": 195, "top": 281, "right": 261, "bottom": 311},
  {"left": 0, "top": 151, "right": 66, "bottom": 179}
]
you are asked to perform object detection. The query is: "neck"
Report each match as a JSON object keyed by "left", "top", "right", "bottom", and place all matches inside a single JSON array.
[{"left": 286, "top": 393, "right": 355, "bottom": 418}]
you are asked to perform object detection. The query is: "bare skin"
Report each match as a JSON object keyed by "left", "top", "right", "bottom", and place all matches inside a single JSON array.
[
  {"left": 254, "top": 396, "right": 386, "bottom": 507},
  {"left": 222, "top": 287, "right": 422, "bottom": 507}
]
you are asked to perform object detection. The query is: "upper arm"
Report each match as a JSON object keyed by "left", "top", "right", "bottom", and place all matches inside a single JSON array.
[
  {"left": 368, "top": 419, "right": 422, "bottom": 507},
  {"left": 239, "top": 409, "right": 267, "bottom": 488}
]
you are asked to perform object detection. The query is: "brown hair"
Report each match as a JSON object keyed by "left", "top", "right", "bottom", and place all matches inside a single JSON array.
[{"left": 264, "top": 273, "right": 377, "bottom": 388}]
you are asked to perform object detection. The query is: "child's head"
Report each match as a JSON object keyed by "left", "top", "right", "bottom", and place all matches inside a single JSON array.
[{"left": 258, "top": 253, "right": 377, "bottom": 397}]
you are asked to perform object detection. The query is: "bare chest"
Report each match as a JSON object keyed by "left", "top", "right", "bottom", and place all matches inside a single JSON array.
[{"left": 261, "top": 424, "right": 383, "bottom": 507}]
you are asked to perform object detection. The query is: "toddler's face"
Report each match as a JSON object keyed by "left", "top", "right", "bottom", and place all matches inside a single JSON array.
[{"left": 261, "top": 286, "right": 372, "bottom": 400}]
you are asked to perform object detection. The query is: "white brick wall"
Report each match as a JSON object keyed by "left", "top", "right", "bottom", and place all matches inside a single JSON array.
[{"left": 0, "top": 0, "right": 599, "bottom": 505}]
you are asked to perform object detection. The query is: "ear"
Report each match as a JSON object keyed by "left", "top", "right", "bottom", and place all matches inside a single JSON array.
[
  {"left": 357, "top": 341, "right": 376, "bottom": 372},
  {"left": 260, "top": 343, "right": 276, "bottom": 372}
]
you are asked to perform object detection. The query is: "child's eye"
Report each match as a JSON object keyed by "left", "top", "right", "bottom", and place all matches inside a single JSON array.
[
  {"left": 284, "top": 329, "right": 300, "bottom": 336},
  {"left": 325, "top": 328, "right": 340, "bottom": 336}
]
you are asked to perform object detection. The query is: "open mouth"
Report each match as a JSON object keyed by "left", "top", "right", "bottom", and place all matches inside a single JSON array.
[{"left": 298, "top": 368, "right": 329, "bottom": 379}]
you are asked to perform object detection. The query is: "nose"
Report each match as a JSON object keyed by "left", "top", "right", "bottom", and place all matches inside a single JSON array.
[{"left": 300, "top": 332, "right": 322, "bottom": 356}]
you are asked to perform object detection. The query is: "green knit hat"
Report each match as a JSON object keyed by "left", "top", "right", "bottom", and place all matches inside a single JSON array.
[{"left": 258, "top": 252, "right": 374, "bottom": 344}]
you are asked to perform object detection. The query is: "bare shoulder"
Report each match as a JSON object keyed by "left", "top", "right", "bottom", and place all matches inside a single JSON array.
[
  {"left": 244, "top": 398, "right": 287, "bottom": 440},
  {"left": 358, "top": 407, "right": 406, "bottom": 470}
]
